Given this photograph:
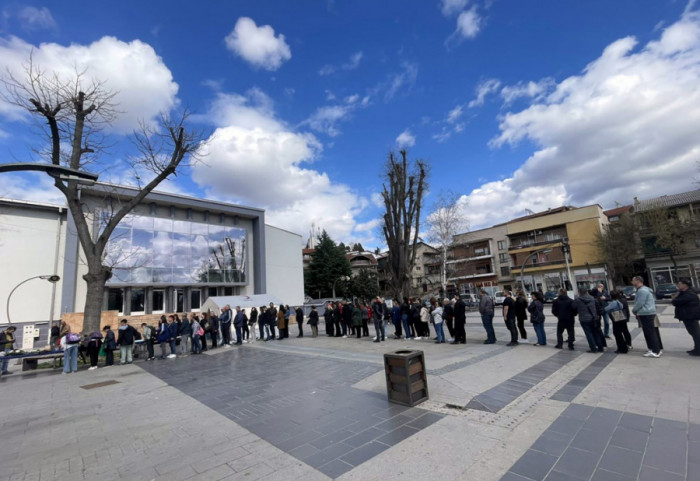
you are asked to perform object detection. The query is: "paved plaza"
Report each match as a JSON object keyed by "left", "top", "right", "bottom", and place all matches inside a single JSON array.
[{"left": 1, "top": 306, "right": 698, "bottom": 481}]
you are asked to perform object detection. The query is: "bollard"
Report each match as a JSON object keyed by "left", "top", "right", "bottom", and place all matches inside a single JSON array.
[{"left": 383, "top": 350, "right": 428, "bottom": 407}]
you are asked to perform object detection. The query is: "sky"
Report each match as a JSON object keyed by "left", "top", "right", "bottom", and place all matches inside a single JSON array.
[{"left": 0, "top": 0, "right": 698, "bottom": 249}]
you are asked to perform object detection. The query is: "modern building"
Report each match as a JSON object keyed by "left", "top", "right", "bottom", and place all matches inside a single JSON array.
[
  {"left": 0, "top": 183, "right": 304, "bottom": 330},
  {"left": 447, "top": 223, "right": 513, "bottom": 295},
  {"left": 506, "top": 205, "right": 609, "bottom": 293},
  {"left": 633, "top": 189, "right": 700, "bottom": 288}
]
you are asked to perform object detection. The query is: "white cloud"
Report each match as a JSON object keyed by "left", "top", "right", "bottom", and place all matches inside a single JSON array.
[
  {"left": 463, "top": 11, "right": 700, "bottom": 228},
  {"left": 440, "top": 0, "right": 469, "bottom": 16},
  {"left": 0, "top": 35, "right": 178, "bottom": 133},
  {"left": 396, "top": 129, "right": 416, "bottom": 148},
  {"left": 500, "top": 78, "right": 555, "bottom": 104},
  {"left": 0, "top": 172, "right": 65, "bottom": 205},
  {"left": 447, "top": 105, "right": 464, "bottom": 123},
  {"left": 468, "top": 78, "right": 501, "bottom": 107},
  {"left": 192, "top": 89, "right": 368, "bottom": 240},
  {"left": 225, "top": 17, "right": 291, "bottom": 71},
  {"left": 303, "top": 104, "right": 354, "bottom": 137},
  {"left": 16, "top": 6, "right": 56, "bottom": 30},
  {"left": 385, "top": 62, "right": 419, "bottom": 101},
  {"left": 318, "top": 51, "right": 364, "bottom": 76},
  {"left": 355, "top": 218, "right": 383, "bottom": 232},
  {"left": 456, "top": 7, "right": 482, "bottom": 39},
  {"left": 344, "top": 94, "right": 360, "bottom": 104}
]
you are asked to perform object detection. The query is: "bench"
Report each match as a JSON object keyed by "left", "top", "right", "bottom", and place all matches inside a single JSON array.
[{"left": 13, "top": 352, "right": 64, "bottom": 371}]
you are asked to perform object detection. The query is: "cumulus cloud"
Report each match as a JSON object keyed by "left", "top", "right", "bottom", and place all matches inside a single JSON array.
[
  {"left": 225, "top": 17, "right": 291, "bottom": 71},
  {"left": 192, "top": 89, "right": 368, "bottom": 240},
  {"left": 455, "top": 7, "right": 482, "bottom": 39},
  {"left": 0, "top": 35, "right": 178, "bottom": 133},
  {"left": 462, "top": 12, "right": 700, "bottom": 228},
  {"left": 16, "top": 6, "right": 56, "bottom": 30},
  {"left": 396, "top": 129, "right": 416, "bottom": 148},
  {"left": 468, "top": 78, "right": 501, "bottom": 107},
  {"left": 500, "top": 78, "right": 555, "bottom": 104}
]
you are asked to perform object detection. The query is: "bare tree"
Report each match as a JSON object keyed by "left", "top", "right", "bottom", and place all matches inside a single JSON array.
[
  {"left": 594, "top": 212, "right": 642, "bottom": 284},
  {"left": 639, "top": 206, "right": 698, "bottom": 279},
  {"left": 426, "top": 191, "right": 468, "bottom": 293},
  {"left": 381, "top": 150, "right": 428, "bottom": 299},
  {"left": 2, "top": 59, "right": 204, "bottom": 334}
]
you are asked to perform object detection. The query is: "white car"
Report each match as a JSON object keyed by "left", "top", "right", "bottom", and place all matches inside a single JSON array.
[{"left": 494, "top": 291, "right": 506, "bottom": 305}]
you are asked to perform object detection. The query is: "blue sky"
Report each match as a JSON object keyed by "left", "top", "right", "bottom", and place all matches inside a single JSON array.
[{"left": 0, "top": 0, "right": 698, "bottom": 248}]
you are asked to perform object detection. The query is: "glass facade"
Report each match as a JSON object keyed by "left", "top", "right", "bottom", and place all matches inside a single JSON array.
[{"left": 104, "top": 213, "right": 247, "bottom": 286}]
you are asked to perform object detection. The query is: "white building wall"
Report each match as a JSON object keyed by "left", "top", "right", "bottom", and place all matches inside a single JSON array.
[
  {"left": 264, "top": 225, "right": 304, "bottom": 306},
  {"left": 0, "top": 201, "right": 66, "bottom": 324}
]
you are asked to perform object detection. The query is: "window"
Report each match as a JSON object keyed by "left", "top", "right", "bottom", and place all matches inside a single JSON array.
[
  {"left": 175, "top": 288, "right": 184, "bottom": 312},
  {"left": 497, "top": 240, "right": 506, "bottom": 251},
  {"left": 130, "top": 288, "right": 145, "bottom": 313},
  {"left": 191, "top": 289, "right": 201, "bottom": 311},
  {"left": 500, "top": 266, "right": 510, "bottom": 276},
  {"left": 224, "top": 287, "right": 233, "bottom": 296},
  {"left": 422, "top": 283, "right": 427, "bottom": 293},
  {"left": 152, "top": 289, "right": 164, "bottom": 313},
  {"left": 107, "top": 288, "right": 124, "bottom": 312},
  {"left": 499, "top": 253, "right": 509, "bottom": 263},
  {"left": 474, "top": 247, "right": 489, "bottom": 256},
  {"left": 208, "top": 287, "right": 218, "bottom": 297}
]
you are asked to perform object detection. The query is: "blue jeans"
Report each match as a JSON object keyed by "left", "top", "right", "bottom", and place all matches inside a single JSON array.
[
  {"left": 401, "top": 314, "right": 412, "bottom": 338},
  {"left": 193, "top": 335, "right": 201, "bottom": 353},
  {"left": 481, "top": 313, "right": 496, "bottom": 343},
  {"left": 533, "top": 322, "right": 546, "bottom": 345},
  {"left": 602, "top": 311, "right": 611, "bottom": 337},
  {"left": 435, "top": 322, "right": 445, "bottom": 343},
  {"left": 373, "top": 318, "right": 385, "bottom": 340},
  {"left": 1, "top": 348, "right": 10, "bottom": 372},
  {"left": 63, "top": 345, "right": 78, "bottom": 373},
  {"left": 580, "top": 322, "right": 605, "bottom": 351}
]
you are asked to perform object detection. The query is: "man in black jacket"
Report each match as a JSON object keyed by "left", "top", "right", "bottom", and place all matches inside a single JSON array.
[
  {"left": 324, "top": 303, "right": 335, "bottom": 337},
  {"left": 453, "top": 294, "right": 467, "bottom": 344},
  {"left": 552, "top": 289, "right": 575, "bottom": 350},
  {"left": 342, "top": 301, "right": 353, "bottom": 338},
  {"left": 116, "top": 319, "right": 139, "bottom": 364},
  {"left": 295, "top": 306, "right": 305, "bottom": 337},
  {"left": 220, "top": 305, "right": 232, "bottom": 346},
  {"left": 672, "top": 278, "right": 700, "bottom": 356}
]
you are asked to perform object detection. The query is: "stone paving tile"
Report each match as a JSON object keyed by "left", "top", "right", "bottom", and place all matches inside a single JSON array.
[
  {"left": 140, "top": 348, "right": 444, "bottom": 479},
  {"left": 550, "top": 353, "right": 617, "bottom": 403},
  {"left": 500, "top": 403, "right": 697, "bottom": 481},
  {"left": 467, "top": 350, "right": 580, "bottom": 413}
]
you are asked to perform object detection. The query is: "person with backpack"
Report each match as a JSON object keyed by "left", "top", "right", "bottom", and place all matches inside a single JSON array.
[
  {"left": 605, "top": 290, "right": 631, "bottom": 354},
  {"left": 102, "top": 325, "right": 116, "bottom": 366},
  {"left": 140, "top": 323, "right": 156, "bottom": 360},
  {"left": 116, "top": 319, "right": 138, "bottom": 365},
  {"left": 552, "top": 289, "right": 575, "bottom": 350},
  {"left": 528, "top": 292, "right": 547, "bottom": 346},
  {"left": 479, "top": 289, "right": 496, "bottom": 344},
  {"left": 61, "top": 328, "right": 81, "bottom": 373}
]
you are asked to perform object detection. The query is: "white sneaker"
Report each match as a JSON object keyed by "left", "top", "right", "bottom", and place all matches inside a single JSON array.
[
  {"left": 643, "top": 352, "right": 660, "bottom": 358},
  {"left": 373, "top": 336, "right": 378, "bottom": 341},
  {"left": 167, "top": 354, "right": 176, "bottom": 359},
  {"left": 88, "top": 366, "right": 98, "bottom": 371},
  {"left": 223, "top": 344, "right": 230, "bottom": 348},
  {"left": 448, "top": 338, "right": 454, "bottom": 342},
  {"left": 342, "top": 335, "right": 347, "bottom": 338},
  {"left": 520, "top": 338, "right": 530, "bottom": 343},
  {"left": 414, "top": 337, "right": 422, "bottom": 340}
]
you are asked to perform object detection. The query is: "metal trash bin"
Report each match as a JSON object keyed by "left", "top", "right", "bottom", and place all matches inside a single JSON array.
[{"left": 384, "top": 350, "right": 428, "bottom": 407}]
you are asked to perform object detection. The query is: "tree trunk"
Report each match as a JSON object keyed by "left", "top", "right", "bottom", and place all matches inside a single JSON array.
[{"left": 82, "top": 266, "right": 109, "bottom": 334}]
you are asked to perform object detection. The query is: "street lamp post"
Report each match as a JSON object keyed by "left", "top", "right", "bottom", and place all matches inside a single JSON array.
[
  {"left": 6, "top": 275, "right": 61, "bottom": 325},
  {"left": 332, "top": 276, "right": 350, "bottom": 299},
  {"left": 519, "top": 249, "right": 552, "bottom": 295}
]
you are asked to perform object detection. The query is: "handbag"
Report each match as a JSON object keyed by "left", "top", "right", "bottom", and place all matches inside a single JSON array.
[
  {"left": 98, "top": 345, "right": 105, "bottom": 357},
  {"left": 610, "top": 310, "right": 627, "bottom": 322},
  {"left": 197, "top": 327, "right": 204, "bottom": 336}
]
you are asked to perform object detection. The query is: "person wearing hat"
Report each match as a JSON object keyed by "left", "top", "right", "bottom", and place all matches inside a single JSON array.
[{"left": 102, "top": 325, "right": 116, "bottom": 366}]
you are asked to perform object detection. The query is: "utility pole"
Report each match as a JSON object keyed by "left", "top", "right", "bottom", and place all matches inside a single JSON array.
[{"left": 562, "top": 237, "right": 574, "bottom": 295}]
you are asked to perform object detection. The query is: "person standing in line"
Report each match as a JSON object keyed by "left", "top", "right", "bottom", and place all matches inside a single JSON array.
[
  {"left": 342, "top": 301, "right": 352, "bottom": 338},
  {"left": 198, "top": 313, "right": 209, "bottom": 352},
  {"left": 528, "top": 292, "right": 547, "bottom": 346},
  {"left": 295, "top": 306, "right": 305, "bottom": 337},
  {"left": 167, "top": 315, "right": 179, "bottom": 357},
  {"left": 284, "top": 305, "right": 292, "bottom": 338},
  {"left": 61, "top": 329, "right": 81, "bottom": 374},
  {"left": 233, "top": 307, "right": 246, "bottom": 345},
  {"left": 442, "top": 297, "right": 454, "bottom": 342},
  {"left": 140, "top": 323, "right": 155, "bottom": 360},
  {"left": 308, "top": 306, "right": 319, "bottom": 337},
  {"left": 632, "top": 276, "right": 662, "bottom": 358},
  {"left": 100, "top": 325, "right": 115, "bottom": 366},
  {"left": 410, "top": 300, "right": 422, "bottom": 340},
  {"left": 117, "top": 319, "right": 138, "bottom": 365},
  {"left": 352, "top": 301, "right": 362, "bottom": 339},
  {"left": 391, "top": 300, "right": 402, "bottom": 339},
  {"left": 178, "top": 314, "right": 191, "bottom": 355},
  {"left": 552, "top": 289, "right": 575, "bottom": 350},
  {"left": 573, "top": 287, "right": 605, "bottom": 353},
  {"left": 432, "top": 298, "right": 445, "bottom": 343},
  {"left": 49, "top": 322, "right": 60, "bottom": 351},
  {"left": 479, "top": 289, "right": 496, "bottom": 344},
  {"left": 156, "top": 317, "right": 169, "bottom": 359},
  {"left": 191, "top": 315, "right": 202, "bottom": 354},
  {"left": 0, "top": 326, "right": 17, "bottom": 375},
  {"left": 372, "top": 296, "right": 386, "bottom": 343},
  {"left": 515, "top": 291, "right": 529, "bottom": 343},
  {"left": 277, "top": 305, "right": 287, "bottom": 340},
  {"left": 333, "top": 302, "right": 342, "bottom": 338},
  {"left": 420, "top": 302, "right": 431, "bottom": 339},
  {"left": 502, "top": 291, "right": 519, "bottom": 346},
  {"left": 616, "top": 290, "right": 633, "bottom": 350},
  {"left": 324, "top": 302, "right": 335, "bottom": 337},
  {"left": 249, "top": 307, "right": 258, "bottom": 341},
  {"left": 268, "top": 304, "right": 278, "bottom": 341},
  {"left": 257, "top": 306, "right": 268, "bottom": 340},
  {"left": 400, "top": 297, "right": 412, "bottom": 340},
  {"left": 241, "top": 310, "right": 251, "bottom": 342},
  {"left": 452, "top": 294, "right": 467, "bottom": 344},
  {"left": 672, "top": 278, "right": 700, "bottom": 356},
  {"left": 220, "top": 305, "right": 232, "bottom": 346},
  {"left": 208, "top": 312, "right": 219, "bottom": 349},
  {"left": 605, "top": 291, "right": 630, "bottom": 354},
  {"left": 595, "top": 283, "right": 612, "bottom": 339}
]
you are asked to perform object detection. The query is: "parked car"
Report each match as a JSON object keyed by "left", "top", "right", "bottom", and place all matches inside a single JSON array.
[
  {"left": 621, "top": 286, "right": 636, "bottom": 300},
  {"left": 543, "top": 291, "right": 558, "bottom": 303},
  {"left": 494, "top": 291, "right": 506, "bottom": 305},
  {"left": 655, "top": 283, "right": 678, "bottom": 299}
]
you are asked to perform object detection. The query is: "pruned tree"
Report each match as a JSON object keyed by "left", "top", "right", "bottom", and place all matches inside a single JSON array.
[
  {"left": 381, "top": 150, "right": 428, "bottom": 299},
  {"left": 2, "top": 58, "right": 204, "bottom": 334},
  {"left": 426, "top": 190, "right": 468, "bottom": 293},
  {"left": 595, "top": 213, "right": 642, "bottom": 284}
]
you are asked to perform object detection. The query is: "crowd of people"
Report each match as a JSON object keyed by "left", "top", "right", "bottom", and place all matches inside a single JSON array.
[{"left": 1, "top": 277, "right": 697, "bottom": 375}]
